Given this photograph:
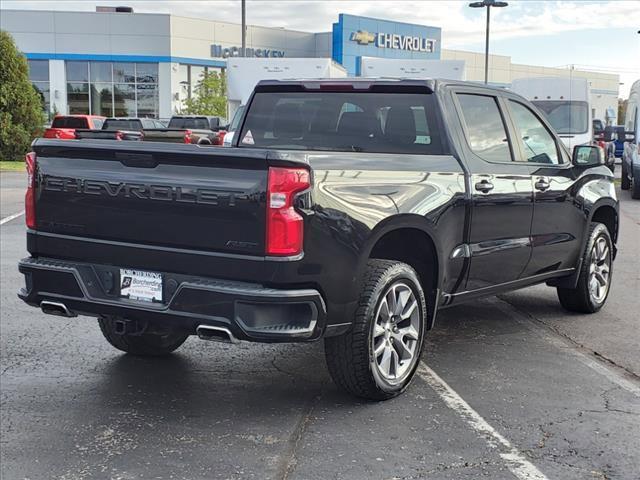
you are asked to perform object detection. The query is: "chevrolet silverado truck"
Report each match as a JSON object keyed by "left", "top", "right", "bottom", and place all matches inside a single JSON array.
[
  {"left": 75, "top": 117, "right": 165, "bottom": 141},
  {"left": 44, "top": 115, "right": 105, "bottom": 139},
  {"left": 142, "top": 115, "right": 226, "bottom": 145},
  {"left": 18, "top": 79, "right": 619, "bottom": 400}
]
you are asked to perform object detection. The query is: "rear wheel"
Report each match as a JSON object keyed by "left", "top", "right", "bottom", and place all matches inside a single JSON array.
[
  {"left": 324, "top": 260, "right": 427, "bottom": 400},
  {"left": 557, "top": 222, "right": 613, "bottom": 313},
  {"left": 621, "top": 162, "right": 630, "bottom": 190},
  {"left": 98, "top": 316, "right": 189, "bottom": 356}
]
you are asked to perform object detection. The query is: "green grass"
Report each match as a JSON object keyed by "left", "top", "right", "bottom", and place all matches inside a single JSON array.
[{"left": 0, "top": 161, "right": 25, "bottom": 172}]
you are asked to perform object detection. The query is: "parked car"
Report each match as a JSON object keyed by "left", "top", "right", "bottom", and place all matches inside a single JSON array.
[
  {"left": 621, "top": 79, "right": 640, "bottom": 198},
  {"left": 44, "top": 115, "right": 105, "bottom": 139},
  {"left": 143, "top": 115, "right": 227, "bottom": 145},
  {"left": 593, "top": 118, "right": 605, "bottom": 137},
  {"left": 75, "top": 117, "right": 165, "bottom": 141},
  {"left": 18, "top": 79, "right": 619, "bottom": 400}
]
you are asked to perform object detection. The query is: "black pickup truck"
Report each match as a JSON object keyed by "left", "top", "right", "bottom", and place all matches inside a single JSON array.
[
  {"left": 19, "top": 79, "right": 618, "bottom": 400},
  {"left": 75, "top": 118, "right": 165, "bottom": 141}
]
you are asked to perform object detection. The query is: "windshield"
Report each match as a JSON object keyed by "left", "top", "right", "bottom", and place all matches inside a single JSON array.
[
  {"left": 532, "top": 100, "right": 589, "bottom": 135},
  {"left": 103, "top": 120, "right": 142, "bottom": 130},
  {"left": 238, "top": 91, "right": 443, "bottom": 154},
  {"left": 169, "top": 118, "right": 210, "bottom": 129},
  {"left": 51, "top": 117, "right": 89, "bottom": 128},
  {"left": 229, "top": 106, "right": 245, "bottom": 131}
]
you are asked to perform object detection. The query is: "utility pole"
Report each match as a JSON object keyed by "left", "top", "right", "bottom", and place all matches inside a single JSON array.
[{"left": 241, "top": 0, "right": 246, "bottom": 57}]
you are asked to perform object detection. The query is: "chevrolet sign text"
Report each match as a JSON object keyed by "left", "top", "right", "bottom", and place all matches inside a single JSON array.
[{"left": 350, "top": 30, "right": 437, "bottom": 53}]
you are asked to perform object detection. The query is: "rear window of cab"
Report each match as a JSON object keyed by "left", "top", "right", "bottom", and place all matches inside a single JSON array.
[{"left": 238, "top": 91, "right": 443, "bottom": 154}]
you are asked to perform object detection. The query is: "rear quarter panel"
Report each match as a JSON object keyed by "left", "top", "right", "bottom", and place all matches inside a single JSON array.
[{"left": 269, "top": 150, "right": 468, "bottom": 323}]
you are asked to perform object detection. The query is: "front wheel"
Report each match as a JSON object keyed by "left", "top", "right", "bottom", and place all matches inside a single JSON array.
[
  {"left": 324, "top": 260, "right": 427, "bottom": 400},
  {"left": 98, "top": 317, "right": 189, "bottom": 356},
  {"left": 621, "top": 162, "right": 630, "bottom": 190},
  {"left": 557, "top": 222, "right": 613, "bottom": 313}
]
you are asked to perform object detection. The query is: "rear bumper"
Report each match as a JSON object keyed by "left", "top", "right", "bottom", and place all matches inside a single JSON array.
[{"left": 18, "top": 257, "right": 327, "bottom": 343}]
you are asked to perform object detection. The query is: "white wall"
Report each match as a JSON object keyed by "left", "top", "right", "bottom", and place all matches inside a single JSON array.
[
  {"left": 170, "top": 16, "right": 318, "bottom": 59},
  {"left": 1, "top": 10, "right": 171, "bottom": 56},
  {"left": 158, "top": 62, "right": 173, "bottom": 119}
]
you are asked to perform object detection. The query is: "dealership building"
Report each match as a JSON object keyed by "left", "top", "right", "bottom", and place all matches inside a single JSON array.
[{"left": 1, "top": 8, "right": 620, "bottom": 122}]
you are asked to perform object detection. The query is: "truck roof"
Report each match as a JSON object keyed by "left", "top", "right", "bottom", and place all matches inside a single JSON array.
[
  {"left": 253, "top": 77, "right": 508, "bottom": 94},
  {"left": 171, "top": 115, "right": 221, "bottom": 119}
]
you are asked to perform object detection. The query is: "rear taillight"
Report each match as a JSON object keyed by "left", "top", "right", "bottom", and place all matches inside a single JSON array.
[
  {"left": 266, "top": 167, "right": 310, "bottom": 256},
  {"left": 184, "top": 130, "right": 193, "bottom": 144},
  {"left": 25, "top": 152, "right": 36, "bottom": 229}
]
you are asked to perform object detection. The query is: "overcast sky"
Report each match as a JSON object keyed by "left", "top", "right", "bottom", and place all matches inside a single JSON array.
[{"left": 2, "top": 0, "right": 639, "bottom": 96}]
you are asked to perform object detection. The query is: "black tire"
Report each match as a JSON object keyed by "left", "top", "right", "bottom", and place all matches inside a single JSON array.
[
  {"left": 98, "top": 316, "right": 189, "bottom": 356},
  {"left": 557, "top": 222, "right": 613, "bottom": 313},
  {"left": 621, "top": 162, "right": 630, "bottom": 190},
  {"left": 632, "top": 173, "right": 640, "bottom": 200},
  {"left": 324, "top": 259, "right": 427, "bottom": 400}
]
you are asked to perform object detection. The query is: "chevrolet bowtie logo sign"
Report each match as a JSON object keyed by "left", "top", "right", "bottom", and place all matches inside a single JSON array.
[{"left": 350, "top": 30, "right": 376, "bottom": 45}]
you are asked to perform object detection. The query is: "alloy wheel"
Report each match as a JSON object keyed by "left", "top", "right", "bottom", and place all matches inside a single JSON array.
[
  {"left": 589, "top": 236, "right": 611, "bottom": 304},
  {"left": 371, "top": 282, "right": 421, "bottom": 385}
]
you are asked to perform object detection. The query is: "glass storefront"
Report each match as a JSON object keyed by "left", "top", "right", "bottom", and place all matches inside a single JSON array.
[
  {"left": 27, "top": 59, "right": 50, "bottom": 115},
  {"left": 177, "top": 64, "right": 223, "bottom": 100},
  {"left": 65, "top": 61, "right": 159, "bottom": 117}
]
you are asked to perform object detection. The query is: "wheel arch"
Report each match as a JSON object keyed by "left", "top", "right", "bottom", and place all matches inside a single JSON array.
[
  {"left": 359, "top": 215, "right": 443, "bottom": 329},
  {"left": 590, "top": 202, "right": 618, "bottom": 246}
]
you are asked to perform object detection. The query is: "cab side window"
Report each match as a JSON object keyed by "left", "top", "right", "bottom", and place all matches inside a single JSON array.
[
  {"left": 509, "top": 100, "right": 561, "bottom": 165},
  {"left": 457, "top": 94, "right": 513, "bottom": 163}
]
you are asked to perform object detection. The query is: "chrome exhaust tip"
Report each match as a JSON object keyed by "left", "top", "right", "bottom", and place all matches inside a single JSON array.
[
  {"left": 40, "top": 301, "right": 76, "bottom": 318},
  {"left": 196, "top": 325, "right": 239, "bottom": 344}
]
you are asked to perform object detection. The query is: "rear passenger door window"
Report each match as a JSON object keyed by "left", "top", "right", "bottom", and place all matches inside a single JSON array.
[
  {"left": 457, "top": 94, "right": 513, "bottom": 163},
  {"left": 508, "top": 100, "right": 560, "bottom": 165}
]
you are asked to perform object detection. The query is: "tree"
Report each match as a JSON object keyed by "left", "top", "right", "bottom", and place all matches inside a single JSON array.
[
  {"left": 618, "top": 98, "right": 627, "bottom": 126},
  {"left": 180, "top": 70, "right": 227, "bottom": 118},
  {"left": 0, "top": 30, "right": 44, "bottom": 160}
]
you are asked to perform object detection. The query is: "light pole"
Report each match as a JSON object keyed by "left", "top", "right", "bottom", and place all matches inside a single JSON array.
[
  {"left": 469, "top": 0, "right": 508, "bottom": 84},
  {"left": 241, "top": 0, "right": 246, "bottom": 57}
]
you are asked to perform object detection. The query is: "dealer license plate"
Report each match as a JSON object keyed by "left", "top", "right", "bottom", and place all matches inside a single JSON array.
[{"left": 119, "top": 269, "right": 163, "bottom": 303}]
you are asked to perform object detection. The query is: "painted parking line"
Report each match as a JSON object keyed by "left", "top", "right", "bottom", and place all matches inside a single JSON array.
[
  {"left": 418, "top": 363, "right": 549, "bottom": 480},
  {"left": 0, "top": 210, "right": 25, "bottom": 226},
  {"left": 495, "top": 299, "right": 640, "bottom": 398}
]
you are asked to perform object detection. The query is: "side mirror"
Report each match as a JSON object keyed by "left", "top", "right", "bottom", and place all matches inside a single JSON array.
[{"left": 572, "top": 145, "right": 604, "bottom": 167}]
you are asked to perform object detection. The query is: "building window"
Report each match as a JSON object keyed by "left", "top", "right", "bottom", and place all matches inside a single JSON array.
[
  {"left": 65, "top": 61, "right": 159, "bottom": 117},
  {"left": 178, "top": 64, "right": 223, "bottom": 99},
  {"left": 27, "top": 59, "right": 50, "bottom": 114}
]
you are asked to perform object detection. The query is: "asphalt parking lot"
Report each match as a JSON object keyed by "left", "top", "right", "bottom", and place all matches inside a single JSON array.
[{"left": 1, "top": 170, "right": 639, "bottom": 480}]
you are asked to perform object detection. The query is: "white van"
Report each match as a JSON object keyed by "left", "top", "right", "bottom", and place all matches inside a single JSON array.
[
  {"left": 621, "top": 79, "right": 640, "bottom": 198},
  {"left": 511, "top": 77, "right": 592, "bottom": 150}
]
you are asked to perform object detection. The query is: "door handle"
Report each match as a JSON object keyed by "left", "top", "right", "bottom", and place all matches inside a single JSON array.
[
  {"left": 534, "top": 177, "right": 550, "bottom": 191},
  {"left": 474, "top": 180, "right": 494, "bottom": 193}
]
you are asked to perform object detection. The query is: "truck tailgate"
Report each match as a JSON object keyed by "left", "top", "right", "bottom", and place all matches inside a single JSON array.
[{"left": 32, "top": 140, "right": 268, "bottom": 256}]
